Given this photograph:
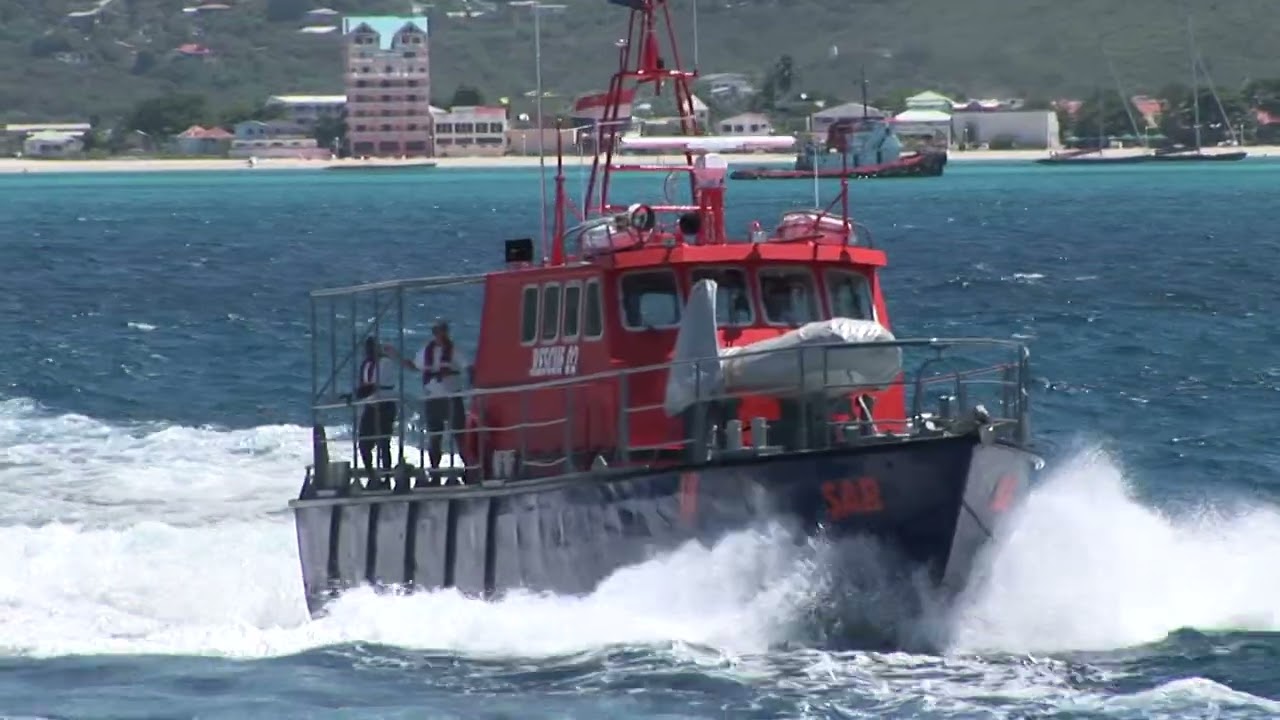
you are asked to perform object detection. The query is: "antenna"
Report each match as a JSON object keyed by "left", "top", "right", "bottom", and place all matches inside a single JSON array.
[
  {"left": 860, "top": 66, "right": 869, "bottom": 121},
  {"left": 691, "top": 0, "right": 699, "bottom": 69},
  {"left": 534, "top": 1, "right": 548, "bottom": 262},
  {"left": 1187, "top": 11, "right": 1202, "bottom": 151},
  {"left": 811, "top": 131, "right": 819, "bottom": 208},
  {"left": 1102, "top": 44, "right": 1145, "bottom": 147},
  {"left": 583, "top": 0, "right": 700, "bottom": 216}
]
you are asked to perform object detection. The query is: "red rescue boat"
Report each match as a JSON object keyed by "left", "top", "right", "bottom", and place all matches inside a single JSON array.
[{"left": 291, "top": 0, "right": 1041, "bottom": 632}]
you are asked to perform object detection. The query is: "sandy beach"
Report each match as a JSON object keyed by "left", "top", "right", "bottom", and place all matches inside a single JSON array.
[{"left": 1, "top": 147, "right": 1277, "bottom": 174}]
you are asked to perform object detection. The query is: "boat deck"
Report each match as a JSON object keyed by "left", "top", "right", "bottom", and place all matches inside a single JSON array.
[{"left": 297, "top": 275, "right": 1031, "bottom": 501}]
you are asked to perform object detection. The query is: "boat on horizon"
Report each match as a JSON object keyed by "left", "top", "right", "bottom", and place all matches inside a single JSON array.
[
  {"left": 289, "top": 0, "right": 1040, "bottom": 635},
  {"left": 731, "top": 84, "right": 947, "bottom": 181},
  {"left": 324, "top": 160, "right": 438, "bottom": 172},
  {"left": 1035, "top": 148, "right": 1153, "bottom": 165},
  {"left": 1149, "top": 13, "right": 1247, "bottom": 163}
]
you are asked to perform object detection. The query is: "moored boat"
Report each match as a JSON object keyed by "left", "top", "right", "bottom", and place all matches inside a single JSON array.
[
  {"left": 1149, "top": 148, "right": 1248, "bottom": 162},
  {"left": 1034, "top": 148, "right": 1152, "bottom": 166},
  {"left": 325, "top": 160, "right": 439, "bottom": 172},
  {"left": 731, "top": 113, "right": 947, "bottom": 181},
  {"left": 730, "top": 150, "right": 945, "bottom": 180},
  {"left": 290, "top": 0, "right": 1041, "bottom": 625},
  {"left": 1147, "top": 14, "right": 1247, "bottom": 163}
]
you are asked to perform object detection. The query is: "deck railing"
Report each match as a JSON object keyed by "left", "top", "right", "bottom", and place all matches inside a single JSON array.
[{"left": 304, "top": 277, "right": 1030, "bottom": 497}]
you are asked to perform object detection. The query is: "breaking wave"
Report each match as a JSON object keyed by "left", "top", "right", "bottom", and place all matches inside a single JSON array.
[{"left": 2, "top": 398, "right": 1280, "bottom": 666}]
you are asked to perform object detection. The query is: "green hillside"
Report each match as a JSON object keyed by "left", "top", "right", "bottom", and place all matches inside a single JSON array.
[{"left": 2, "top": 0, "right": 1279, "bottom": 122}]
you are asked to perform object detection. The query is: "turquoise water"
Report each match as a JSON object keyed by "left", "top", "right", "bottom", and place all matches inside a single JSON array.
[{"left": 3, "top": 160, "right": 1280, "bottom": 718}]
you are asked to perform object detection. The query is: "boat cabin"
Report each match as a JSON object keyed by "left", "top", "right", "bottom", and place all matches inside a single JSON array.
[{"left": 451, "top": 132, "right": 912, "bottom": 477}]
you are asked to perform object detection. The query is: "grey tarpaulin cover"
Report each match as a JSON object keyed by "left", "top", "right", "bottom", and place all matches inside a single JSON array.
[{"left": 663, "top": 279, "right": 902, "bottom": 417}]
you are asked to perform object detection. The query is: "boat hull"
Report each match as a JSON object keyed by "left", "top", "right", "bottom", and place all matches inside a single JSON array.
[
  {"left": 290, "top": 435, "right": 1034, "bottom": 616},
  {"left": 731, "top": 152, "right": 947, "bottom": 181},
  {"left": 1034, "top": 153, "right": 1151, "bottom": 165},
  {"left": 324, "top": 161, "right": 439, "bottom": 172},
  {"left": 1149, "top": 150, "right": 1248, "bottom": 162}
]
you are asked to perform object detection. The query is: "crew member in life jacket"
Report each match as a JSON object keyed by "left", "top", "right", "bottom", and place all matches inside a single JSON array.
[
  {"left": 386, "top": 317, "right": 471, "bottom": 473},
  {"left": 354, "top": 337, "right": 398, "bottom": 478}
]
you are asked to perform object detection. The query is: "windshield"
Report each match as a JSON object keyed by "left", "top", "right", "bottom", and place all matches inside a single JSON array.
[
  {"left": 759, "top": 268, "right": 820, "bottom": 326},
  {"left": 691, "top": 267, "right": 753, "bottom": 327}
]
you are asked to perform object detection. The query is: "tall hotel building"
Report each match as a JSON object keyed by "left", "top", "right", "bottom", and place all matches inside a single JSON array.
[{"left": 341, "top": 16, "right": 433, "bottom": 157}]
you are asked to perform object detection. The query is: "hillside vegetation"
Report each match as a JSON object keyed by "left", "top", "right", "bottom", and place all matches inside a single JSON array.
[{"left": 2, "top": 0, "right": 1279, "bottom": 122}]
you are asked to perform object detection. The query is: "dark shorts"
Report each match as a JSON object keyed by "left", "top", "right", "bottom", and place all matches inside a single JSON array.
[
  {"left": 359, "top": 400, "right": 398, "bottom": 440},
  {"left": 358, "top": 403, "right": 381, "bottom": 441},
  {"left": 377, "top": 400, "right": 398, "bottom": 434},
  {"left": 425, "top": 396, "right": 465, "bottom": 434}
]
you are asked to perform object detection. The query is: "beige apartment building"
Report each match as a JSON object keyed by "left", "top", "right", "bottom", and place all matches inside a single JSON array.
[{"left": 342, "top": 16, "right": 433, "bottom": 158}]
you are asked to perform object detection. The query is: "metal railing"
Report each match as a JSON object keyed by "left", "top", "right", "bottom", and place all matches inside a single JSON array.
[{"left": 302, "top": 276, "right": 1030, "bottom": 498}]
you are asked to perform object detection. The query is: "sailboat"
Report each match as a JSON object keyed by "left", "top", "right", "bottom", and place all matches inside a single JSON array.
[
  {"left": 1036, "top": 50, "right": 1153, "bottom": 166},
  {"left": 1035, "top": 86, "right": 1151, "bottom": 165},
  {"left": 1151, "top": 13, "right": 1247, "bottom": 162}
]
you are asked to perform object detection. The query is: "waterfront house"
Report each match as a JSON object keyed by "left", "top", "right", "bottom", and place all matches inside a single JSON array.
[
  {"left": 718, "top": 112, "right": 774, "bottom": 136},
  {"left": 175, "top": 125, "right": 233, "bottom": 156}
]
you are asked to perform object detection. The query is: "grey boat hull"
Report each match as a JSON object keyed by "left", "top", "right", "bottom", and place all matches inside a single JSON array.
[{"left": 291, "top": 434, "right": 1035, "bottom": 616}]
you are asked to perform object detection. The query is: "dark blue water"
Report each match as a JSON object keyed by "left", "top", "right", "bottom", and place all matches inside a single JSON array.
[{"left": 3, "top": 161, "right": 1280, "bottom": 718}]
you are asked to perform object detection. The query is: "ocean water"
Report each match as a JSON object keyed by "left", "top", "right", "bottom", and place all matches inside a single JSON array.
[{"left": 3, "top": 159, "right": 1280, "bottom": 718}]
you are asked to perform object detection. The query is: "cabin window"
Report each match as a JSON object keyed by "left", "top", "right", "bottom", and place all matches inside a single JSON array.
[
  {"left": 583, "top": 279, "right": 604, "bottom": 340},
  {"left": 562, "top": 281, "right": 582, "bottom": 340},
  {"left": 759, "top": 268, "right": 820, "bottom": 326},
  {"left": 691, "top": 267, "right": 753, "bottom": 327},
  {"left": 826, "top": 270, "right": 875, "bottom": 321},
  {"left": 620, "top": 271, "right": 681, "bottom": 330},
  {"left": 520, "top": 285, "right": 540, "bottom": 344},
  {"left": 540, "top": 283, "right": 561, "bottom": 342}
]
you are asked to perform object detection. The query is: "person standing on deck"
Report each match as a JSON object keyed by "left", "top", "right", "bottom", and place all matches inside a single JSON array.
[
  {"left": 354, "top": 337, "right": 397, "bottom": 478},
  {"left": 385, "top": 317, "right": 471, "bottom": 472}
]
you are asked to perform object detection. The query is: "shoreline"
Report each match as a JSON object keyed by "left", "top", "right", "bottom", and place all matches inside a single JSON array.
[{"left": 2, "top": 147, "right": 1278, "bottom": 174}]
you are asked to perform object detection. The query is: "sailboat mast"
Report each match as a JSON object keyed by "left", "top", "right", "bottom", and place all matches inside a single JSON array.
[
  {"left": 525, "top": 0, "right": 548, "bottom": 262},
  {"left": 1188, "top": 13, "right": 1202, "bottom": 150},
  {"left": 1097, "top": 87, "right": 1103, "bottom": 149}
]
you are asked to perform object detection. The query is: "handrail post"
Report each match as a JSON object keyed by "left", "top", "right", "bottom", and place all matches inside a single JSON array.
[
  {"left": 691, "top": 358, "right": 705, "bottom": 463},
  {"left": 328, "top": 297, "right": 336, "bottom": 402},
  {"left": 396, "top": 285, "right": 406, "bottom": 468},
  {"left": 309, "top": 296, "right": 320, "bottom": 475},
  {"left": 564, "top": 383, "right": 574, "bottom": 471},
  {"left": 349, "top": 292, "right": 358, "bottom": 477},
  {"left": 618, "top": 372, "right": 630, "bottom": 464},
  {"left": 1019, "top": 345, "right": 1031, "bottom": 446},
  {"left": 821, "top": 344, "right": 831, "bottom": 448},
  {"left": 797, "top": 345, "right": 808, "bottom": 451},
  {"left": 310, "top": 298, "right": 318, "bottom": 406},
  {"left": 519, "top": 389, "right": 528, "bottom": 479}
]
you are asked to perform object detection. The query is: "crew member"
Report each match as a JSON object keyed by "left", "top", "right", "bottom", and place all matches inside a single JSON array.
[
  {"left": 354, "top": 337, "right": 397, "bottom": 477},
  {"left": 387, "top": 317, "right": 471, "bottom": 473}
]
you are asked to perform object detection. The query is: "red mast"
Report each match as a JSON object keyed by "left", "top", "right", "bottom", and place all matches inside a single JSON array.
[
  {"left": 547, "top": 0, "right": 810, "bottom": 261},
  {"left": 581, "top": 0, "right": 700, "bottom": 217}
]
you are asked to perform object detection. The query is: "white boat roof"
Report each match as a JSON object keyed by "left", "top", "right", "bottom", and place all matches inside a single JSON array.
[{"left": 619, "top": 135, "right": 796, "bottom": 153}]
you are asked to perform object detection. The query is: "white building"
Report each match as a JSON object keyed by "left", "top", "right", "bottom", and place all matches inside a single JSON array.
[
  {"left": 891, "top": 109, "right": 952, "bottom": 148},
  {"left": 688, "top": 94, "right": 710, "bottom": 130},
  {"left": 718, "top": 112, "right": 774, "bottom": 136},
  {"left": 174, "top": 125, "right": 233, "bottom": 155},
  {"left": 230, "top": 120, "right": 325, "bottom": 158},
  {"left": 265, "top": 95, "right": 346, "bottom": 129},
  {"left": 701, "top": 72, "right": 756, "bottom": 102},
  {"left": 233, "top": 119, "right": 310, "bottom": 140},
  {"left": 952, "top": 110, "right": 1060, "bottom": 149},
  {"left": 904, "top": 91, "right": 955, "bottom": 113},
  {"left": 810, "top": 102, "right": 886, "bottom": 135},
  {"left": 22, "top": 130, "right": 84, "bottom": 157},
  {"left": 433, "top": 106, "right": 508, "bottom": 156}
]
